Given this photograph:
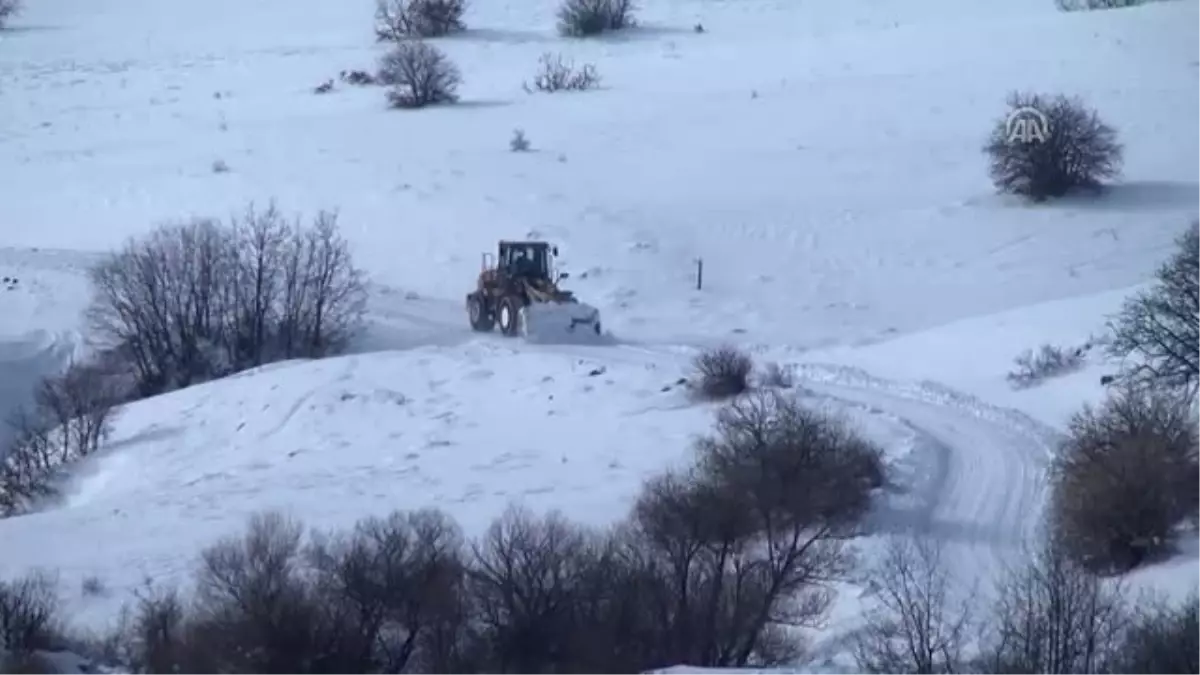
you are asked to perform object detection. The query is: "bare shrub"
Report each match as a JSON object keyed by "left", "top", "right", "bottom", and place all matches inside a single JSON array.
[
  {"left": 378, "top": 41, "right": 461, "bottom": 109},
  {"left": 1109, "top": 225, "right": 1199, "bottom": 397},
  {"left": 531, "top": 52, "right": 601, "bottom": 92},
  {"left": 86, "top": 204, "right": 366, "bottom": 398},
  {"left": 186, "top": 511, "right": 331, "bottom": 673},
  {"left": 1006, "top": 343, "right": 1086, "bottom": 389},
  {"left": 112, "top": 508, "right": 477, "bottom": 673},
  {"left": 0, "top": 410, "right": 59, "bottom": 516},
  {"left": 118, "top": 587, "right": 201, "bottom": 674},
  {"left": 556, "top": 0, "right": 635, "bottom": 37},
  {"left": 758, "top": 361, "right": 795, "bottom": 389},
  {"left": 375, "top": 0, "right": 466, "bottom": 39},
  {"left": 467, "top": 506, "right": 618, "bottom": 672},
  {"left": 80, "top": 576, "right": 105, "bottom": 598},
  {"left": 509, "top": 128, "right": 531, "bottom": 152},
  {"left": 621, "top": 469, "right": 813, "bottom": 667},
  {"left": 976, "top": 538, "right": 1127, "bottom": 674},
  {"left": 611, "top": 391, "right": 884, "bottom": 668},
  {"left": 34, "top": 361, "right": 119, "bottom": 460},
  {"left": 0, "top": 356, "right": 122, "bottom": 517},
  {"left": 0, "top": 572, "right": 61, "bottom": 658},
  {"left": 691, "top": 345, "right": 754, "bottom": 400},
  {"left": 983, "top": 91, "right": 1122, "bottom": 201},
  {"left": 852, "top": 536, "right": 973, "bottom": 674},
  {"left": 307, "top": 509, "right": 472, "bottom": 673},
  {"left": 1050, "top": 385, "right": 1198, "bottom": 573},
  {"left": 1108, "top": 591, "right": 1199, "bottom": 674},
  {"left": 0, "top": 0, "right": 21, "bottom": 30},
  {"left": 1056, "top": 0, "right": 1144, "bottom": 9},
  {"left": 699, "top": 389, "right": 886, "bottom": 527}
]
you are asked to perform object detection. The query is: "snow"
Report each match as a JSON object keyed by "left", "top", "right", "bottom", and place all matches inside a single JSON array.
[{"left": 1, "top": 0, "right": 1197, "bottom": 667}]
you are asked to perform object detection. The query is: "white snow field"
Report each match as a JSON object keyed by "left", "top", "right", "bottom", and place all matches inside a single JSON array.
[{"left": 0, "top": 0, "right": 1198, "bottom": 667}]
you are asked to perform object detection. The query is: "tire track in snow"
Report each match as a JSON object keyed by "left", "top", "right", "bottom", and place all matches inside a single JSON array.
[{"left": 788, "top": 362, "right": 1060, "bottom": 574}]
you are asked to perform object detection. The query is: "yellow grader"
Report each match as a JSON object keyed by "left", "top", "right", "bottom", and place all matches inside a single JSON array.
[{"left": 465, "top": 241, "right": 602, "bottom": 342}]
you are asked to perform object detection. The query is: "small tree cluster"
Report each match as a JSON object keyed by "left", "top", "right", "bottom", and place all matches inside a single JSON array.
[
  {"left": 976, "top": 538, "right": 1130, "bottom": 673},
  {"left": 983, "top": 91, "right": 1122, "bottom": 201},
  {"left": 0, "top": 361, "right": 121, "bottom": 517},
  {"left": 1006, "top": 343, "right": 1086, "bottom": 389},
  {"left": 556, "top": 0, "right": 635, "bottom": 37},
  {"left": 1109, "top": 225, "right": 1199, "bottom": 398},
  {"left": 48, "top": 390, "right": 881, "bottom": 672},
  {"left": 0, "top": 571, "right": 62, "bottom": 672},
  {"left": 1049, "top": 385, "right": 1198, "bottom": 573},
  {"left": 377, "top": 41, "right": 461, "bottom": 109},
  {"left": 530, "top": 52, "right": 601, "bottom": 92},
  {"left": 691, "top": 345, "right": 754, "bottom": 400},
  {"left": 0, "top": 0, "right": 20, "bottom": 30},
  {"left": 86, "top": 203, "right": 366, "bottom": 399},
  {"left": 852, "top": 537, "right": 974, "bottom": 674},
  {"left": 854, "top": 533, "right": 1199, "bottom": 675},
  {"left": 374, "top": 0, "right": 466, "bottom": 40}
]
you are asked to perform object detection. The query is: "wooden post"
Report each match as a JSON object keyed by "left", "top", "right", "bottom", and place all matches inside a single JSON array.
[{"left": 695, "top": 258, "right": 703, "bottom": 291}]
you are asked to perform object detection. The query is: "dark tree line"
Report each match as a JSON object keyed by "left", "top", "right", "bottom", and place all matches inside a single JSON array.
[{"left": 1, "top": 388, "right": 885, "bottom": 673}]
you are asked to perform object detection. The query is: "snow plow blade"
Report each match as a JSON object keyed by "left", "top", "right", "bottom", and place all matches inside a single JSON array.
[{"left": 519, "top": 302, "right": 604, "bottom": 344}]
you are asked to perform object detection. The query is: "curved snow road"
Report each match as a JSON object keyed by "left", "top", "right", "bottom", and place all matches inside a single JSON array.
[
  {"left": 801, "top": 374, "right": 1054, "bottom": 575},
  {"left": 538, "top": 343, "right": 1062, "bottom": 582}
]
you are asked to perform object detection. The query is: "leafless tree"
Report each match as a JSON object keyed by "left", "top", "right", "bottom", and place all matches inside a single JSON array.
[
  {"left": 33, "top": 360, "right": 119, "bottom": 460},
  {"left": 185, "top": 511, "right": 334, "bottom": 673},
  {"left": 378, "top": 41, "right": 462, "bottom": 109},
  {"left": 466, "top": 505, "right": 611, "bottom": 672},
  {"left": 984, "top": 91, "right": 1122, "bottom": 201},
  {"left": 0, "top": 572, "right": 61, "bottom": 657},
  {"left": 612, "top": 390, "right": 884, "bottom": 669},
  {"left": 86, "top": 204, "right": 366, "bottom": 398},
  {"left": 0, "top": 410, "right": 59, "bottom": 516},
  {"left": 375, "top": 0, "right": 466, "bottom": 40},
  {"left": 1108, "top": 590, "right": 1199, "bottom": 674},
  {"left": 115, "top": 586, "right": 204, "bottom": 674},
  {"left": 852, "top": 536, "right": 974, "bottom": 674},
  {"left": 0, "top": 0, "right": 21, "bottom": 30},
  {"left": 87, "top": 219, "right": 232, "bottom": 395},
  {"left": 307, "top": 508, "right": 470, "bottom": 673},
  {"left": 1109, "top": 225, "right": 1199, "bottom": 398},
  {"left": 976, "top": 538, "right": 1128, "bottom": 674},
  {"left": 1050, "top": 384, "right": 1198, "bottom": 572}
]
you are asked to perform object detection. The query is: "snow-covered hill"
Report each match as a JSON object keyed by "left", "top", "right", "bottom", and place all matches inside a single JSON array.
[{"left": 0, "top": 0, "right": 1196, "bottom": 666}]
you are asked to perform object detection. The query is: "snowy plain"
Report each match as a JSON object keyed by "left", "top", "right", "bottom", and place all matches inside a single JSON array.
[{"left": 1, "top": 0, "right": 1198, "bottom": 668}]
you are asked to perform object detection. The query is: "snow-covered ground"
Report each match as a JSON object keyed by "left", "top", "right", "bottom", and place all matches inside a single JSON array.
[{"left": 0, "top": 0, "right": 1197, "bottom": 666}]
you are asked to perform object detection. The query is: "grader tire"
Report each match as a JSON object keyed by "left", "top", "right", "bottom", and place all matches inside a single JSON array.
[
  {"left": 467, "top": 294, "right": 494, "bottom": 332},
  {"left": 497, "top": 295, "right": 523, "bottom": 337}
]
